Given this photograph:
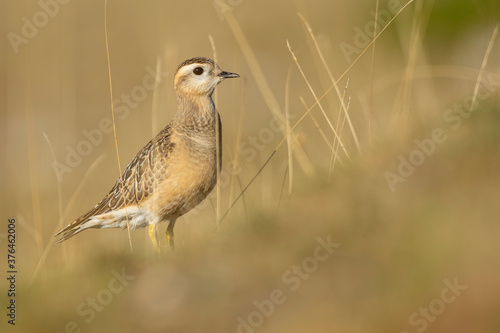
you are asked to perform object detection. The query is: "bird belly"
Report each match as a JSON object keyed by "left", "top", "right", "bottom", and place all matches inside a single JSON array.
[{"left": 145, "top": 146, "right": 217, "bottom": 220}]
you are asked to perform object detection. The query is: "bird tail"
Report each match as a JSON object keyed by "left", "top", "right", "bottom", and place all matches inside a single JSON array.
[
  {"left": 54, "top": 207, "right": 141, "bottom": 243},
  {"left": 54, "top": 216, "right": 111, "bottom": 244},
  {"left": 54, "top": 223, "right": 87, "bottom": 244}
]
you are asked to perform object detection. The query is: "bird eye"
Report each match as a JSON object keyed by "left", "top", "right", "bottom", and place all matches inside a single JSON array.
[{"left": 193, "top": 67, "right": 204, "bottom": 75}]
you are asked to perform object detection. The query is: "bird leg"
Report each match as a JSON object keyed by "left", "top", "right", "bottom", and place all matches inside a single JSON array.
[
  {"left": 148, "top": 224, "right": 161, "bottom": 255},
  {"left": 166, "top": 219, "right": 176, "bottom": 251}
]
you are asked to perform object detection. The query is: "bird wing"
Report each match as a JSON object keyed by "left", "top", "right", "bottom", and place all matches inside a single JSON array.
[{"left": 55, "top": 125, "right": 175, "bottom": 238}]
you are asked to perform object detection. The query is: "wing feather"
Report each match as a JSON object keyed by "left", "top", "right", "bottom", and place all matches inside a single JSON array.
[{"left": 55, "top": 125, "right": 175, "bottom": 240}]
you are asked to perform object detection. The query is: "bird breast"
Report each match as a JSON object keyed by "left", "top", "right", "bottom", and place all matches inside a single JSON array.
[{"left": 146, "top": 130, "right": 219, "bottom": 219}]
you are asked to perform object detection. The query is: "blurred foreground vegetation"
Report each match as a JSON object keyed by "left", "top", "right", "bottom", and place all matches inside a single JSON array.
[{"left": 2, "top": 0, "right": 500, "bottom": 332}]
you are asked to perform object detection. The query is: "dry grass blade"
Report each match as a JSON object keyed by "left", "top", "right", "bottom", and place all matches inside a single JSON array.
[
  {"left": 219, "top": 10, "right": 314, "bottom": 220},
  {"left": 151, "top": 55, "right": 162, "bottom": 135},
  {"left": 225, "top": 145, "right": 248, "bottom": 219},
  {"left": 298, "top": 14, "right": 361, "bottom": 153},
  {"left": 149, "top": 55, "right": 163, "bottom": 253},
  {"left": 234, "top": 175, "right": 248, "bottom": 223},
  {"left": 278, "top": 164, "right": 289, "bottom": 209},
  {"left": 209, "top": 34, "right": 219, "bottom": 108},
  {"left": 223, "top": 9, "right": 316, "bottom": 175},
  {"left": 219, "top": 150, "right": 276, "bottom": 223},
  {"left": 291, "top": 134, "right": 315, "bottom": 176},
  {"left": 209, "top": 34, "right": 222, "bottom": 225},
  {"left": 21, "top": 51, "right": 44, "bottom": 258},
  {"left": 369, "top": 0, "right": 379, "bottom": 144},
  {"left": 470, "top": 23, "right": 499, "bottom": 110},
  {"left": 275, "top": 0, "right": 415, "bottom": 163},
  {"left": 399, "top": 0, "right": 428, "bottom": 116},
  {"left": 42, "top": 132, "right": 68, "bottom": 262},
  {"left": 330, "top": 96, "right": 350, "bottom": 177},
  {"left": 32, "top": 154, "right": 106, "bottom": 283},
  {"left": 61, "top": 155, "right": 107, "bottom": 225},
  {"left": 300, "top": 0, "right": 415, "bottom": 122},
  {"left": 104, "top": 0, "right": 133, "bottom": 251},
  {"left": 220, "top": 1, "right": 415, "bottom": 222},
  {"left": 228, "top": 82, "right": 247, "bottom": 206},
  {"left": 341, "top": 0, "right": 415, "bottom": 83},
  {"left": 329, "top": 78, "right": 350, "bottom": 176},
  {"left": 216, "top": 111, "right": 221, "bottom": 225},
  {"left": 223, "top": 11, "right": 285, "bottom": 125},
  {"left": 299, "top": 96, "right": 334, "bottom": 151},
  {"left": 221, "top": 87, "right": 342, "bottom": 221},
  {"left": 286, "top": 39, "right": 350, "bottom": 160},
  {"left": 42, "top": 132, "right": 63, "bottom": 231},
  {"left": 285, "top": 63, "right": 294, "bottom": 194}
]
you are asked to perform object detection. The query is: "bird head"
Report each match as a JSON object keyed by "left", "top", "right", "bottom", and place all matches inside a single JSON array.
[{"left": 174, "top": 57, "right": 239, "bottom": 96}]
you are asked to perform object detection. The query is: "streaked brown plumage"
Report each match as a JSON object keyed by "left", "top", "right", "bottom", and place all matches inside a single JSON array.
[{"left": 55, "top": 57, "right": 239, "bottom": 250}]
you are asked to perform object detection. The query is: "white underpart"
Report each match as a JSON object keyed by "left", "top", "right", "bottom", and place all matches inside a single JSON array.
[{"left": 74, "top": 206, "right": 159, "bottom": 233}]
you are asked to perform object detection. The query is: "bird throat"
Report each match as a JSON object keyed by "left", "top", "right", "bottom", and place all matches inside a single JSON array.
[{"left": 175, "top": 94, "right": 216, "bottom": 128}]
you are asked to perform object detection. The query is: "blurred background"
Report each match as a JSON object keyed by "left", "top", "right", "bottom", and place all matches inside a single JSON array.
[{"left": 2, "top": 0, "right": 500, "bottom": 332}]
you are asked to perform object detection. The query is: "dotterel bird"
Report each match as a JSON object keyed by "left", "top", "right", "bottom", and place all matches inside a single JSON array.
[{"left": 55, "top": 57, "right": 239, "bottom": 251}]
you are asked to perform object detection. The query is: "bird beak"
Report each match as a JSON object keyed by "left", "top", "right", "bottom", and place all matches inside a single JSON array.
[{"left": 218, "top": 71, "right": 240, "bottom": 79}]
